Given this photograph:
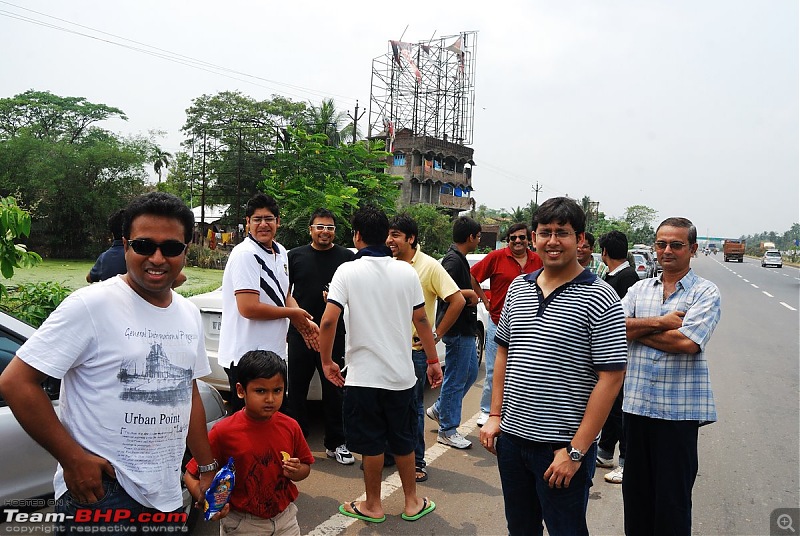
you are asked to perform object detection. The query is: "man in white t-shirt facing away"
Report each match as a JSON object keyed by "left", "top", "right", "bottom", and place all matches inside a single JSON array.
[
  {"left": 319, "top": 205, "right": 442, "bottom": 524},
  {"left": 0, "top": 192, "right": 217, "bottom": 533},
  {"left": 218, "top": 193, "right": 318, "bottom": 412}
]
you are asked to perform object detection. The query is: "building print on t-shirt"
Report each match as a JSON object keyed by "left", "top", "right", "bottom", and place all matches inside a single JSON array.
[{"left": 118, "top": 342, "right": 193, "bottom": 406}]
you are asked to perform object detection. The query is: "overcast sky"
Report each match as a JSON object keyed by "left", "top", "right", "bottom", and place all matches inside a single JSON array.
[{"left": 1, "top": 0, "right": 797, "bottom": 238}]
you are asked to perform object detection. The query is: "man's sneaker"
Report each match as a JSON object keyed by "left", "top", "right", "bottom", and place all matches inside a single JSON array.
[
  {"left": 437, "top": 431, "right": 472, "bottom": 449},
  {"left": 326, "top": 444, "right": 355, "bottom": 465},
  {"left": 604, "top": 465, "right": 624, "bottom": 484},
  {"left": 476, "top": 412, "right": 490, "bottom": 427},
  {"left": 596, "top": 454, "right": 614, "bottom": 468},
  {"left": 425, "top": 405, "right": 440, "bottom": 424}
]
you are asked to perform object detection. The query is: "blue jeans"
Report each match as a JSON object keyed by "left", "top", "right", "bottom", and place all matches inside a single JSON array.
[
  {"left": 55, "top": 474, "right": 187, "bottom": 533},
  {"left": 433, "top": 333, "right": 478, "bottom": 434},
  {"left": 411, "top": 349, "right": 428, "bottom": 468},
  {"left": 479, "top": 318, "right": 498, "bottom": 414},
  {"left": 496, "top": 433, "right": 597, "bottom": 536}
]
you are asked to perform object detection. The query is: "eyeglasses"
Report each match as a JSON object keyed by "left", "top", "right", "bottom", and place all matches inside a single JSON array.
[
  {"left": 128, "top": 239, "right": 187, "bottom": 257},
  {"left": 311, "top": 224, "right": 336, "bottom": 232},
  {"left": 250, "top": 216, "right": 277, "bottom": 224},
  {"left": 535, "top": 230, "right": 576, "bottom": 240},
  {"left": 654, "top": 240, "right": 688, "bottom": 251},
  {"left": 508, "top": 235, "right": 528, "bottom": 242},
  {"left": 577, "top": 244, "right": 593, "bottom": 250}
]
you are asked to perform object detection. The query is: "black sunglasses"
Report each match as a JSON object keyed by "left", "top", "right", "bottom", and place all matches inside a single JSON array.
[
  {"left": 128, "top": 239, "right": 187, "bottom": 257},
  {"left": 508, "top": 235, "right": 528, "bottom": 242}
]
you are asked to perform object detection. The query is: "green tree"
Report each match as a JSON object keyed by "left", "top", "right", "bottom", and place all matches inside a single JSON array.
[
  {"left": 0, "top": 91, "right": 150, "bottom": 257},
  {"left": 0, "top": 196, "right": 41, "bottom": 296},
  {"left": 303, "top": 98, "right": 348, "bottom": 146},
  {"left": 259, "top": 127, "right": 400, "bottom": 248}
]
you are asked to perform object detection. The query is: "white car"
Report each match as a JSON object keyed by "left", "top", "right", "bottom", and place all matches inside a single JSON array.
[
  {"left": 761, "top": 249, "right": 783, "bottom": 268},
  {"left": 188, "top": 289, "right": 324, "bottom": 400}
]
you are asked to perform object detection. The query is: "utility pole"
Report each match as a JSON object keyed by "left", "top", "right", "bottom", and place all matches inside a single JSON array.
[
  {"left": 347, "top": 100, "right": 365, "bottom": 144},
  {"left": 531, "top": 181, "right": 543, "bottom": 206}
]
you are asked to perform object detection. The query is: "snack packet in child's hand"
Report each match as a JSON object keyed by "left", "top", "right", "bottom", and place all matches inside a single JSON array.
[{"left": 203, "top": 457, "right": 235, "bottom": 521}]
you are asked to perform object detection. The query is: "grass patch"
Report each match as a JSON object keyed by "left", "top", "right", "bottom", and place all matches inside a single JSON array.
[{"left": 2, "top": 259, "right": 223, "bottom": 297}]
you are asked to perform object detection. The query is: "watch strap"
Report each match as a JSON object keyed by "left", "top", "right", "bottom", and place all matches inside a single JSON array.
[{"left": 198, "top": 459, "right": 219, "bottom": 473}]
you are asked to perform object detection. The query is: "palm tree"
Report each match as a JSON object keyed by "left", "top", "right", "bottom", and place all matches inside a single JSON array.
[
  {"left": 153, "top": 150, "right": 173, "bottom": 183},
  {"left": 304, "top": 98, "right": 348, "bottom": 146}
]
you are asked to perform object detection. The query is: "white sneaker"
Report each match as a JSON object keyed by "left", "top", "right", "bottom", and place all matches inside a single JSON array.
[
  {"left": 425, "top": 405, "right": 440, "bottom": 424},
  {"left": 437, "top": 431, "right": 472, "bottom": 449},
  {"left": 604, "top": 465, "right": 624, "bottom": 484},
  {"left": 326, "top": 444, "right": 355, "bottom": 465},
  {"left": 476, "top": 412, "right": 490, "bottom": 427}
]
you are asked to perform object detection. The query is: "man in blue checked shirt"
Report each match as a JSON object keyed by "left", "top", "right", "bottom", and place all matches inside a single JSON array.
[{"left": 620, "top": 217, "right": 721, "bottom": 536}]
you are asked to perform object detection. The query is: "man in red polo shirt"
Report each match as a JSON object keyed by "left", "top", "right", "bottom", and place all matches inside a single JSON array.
[{"left": 470, "top": 223, "right": 542, "bottom": 426}]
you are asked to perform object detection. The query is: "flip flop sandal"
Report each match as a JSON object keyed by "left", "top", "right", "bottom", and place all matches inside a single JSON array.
[
  {"left": 338, "top": 501, "right": 386, "bottom": 523},
  {"left": 401, "top": 497, "right": 436, "bottom": 521},
  {"left": 415, "top": 466, "right": 428, "bottom": 483}
]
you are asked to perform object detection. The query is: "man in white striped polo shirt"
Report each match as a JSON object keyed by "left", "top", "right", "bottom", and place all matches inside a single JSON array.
[{"left": 480, "top": 197, "right": 627, "bottom": 536}]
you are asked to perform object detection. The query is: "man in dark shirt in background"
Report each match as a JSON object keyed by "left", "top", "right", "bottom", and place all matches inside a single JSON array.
[{"left": 287, "top": 208, "right": 355, "bottom": 465}]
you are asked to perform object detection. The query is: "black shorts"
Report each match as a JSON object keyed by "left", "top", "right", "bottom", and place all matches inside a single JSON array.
[{"left": 342, "top": 385, "right": 417, "bottom": 457}]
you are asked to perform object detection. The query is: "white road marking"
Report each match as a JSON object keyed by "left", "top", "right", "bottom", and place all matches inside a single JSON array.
[
  {"left": 780, "top": 302, "right": 797, "bottom": 311},
  {"left": 751, "top": 284, "right": 759, "bottom": 288},
  {"left": 307, "top": 413, "right": 481, "bottom": 535},
  {"left": 763, "top": 291, "right": 773, "bottom": 298}
]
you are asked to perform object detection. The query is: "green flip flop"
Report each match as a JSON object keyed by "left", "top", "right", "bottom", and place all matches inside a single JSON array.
[
  {"left": 401, "top": 498, "right": 436, "bottom": 521},
  {"left": 338, "top": 502, "right": 386, "bottom": 523}
]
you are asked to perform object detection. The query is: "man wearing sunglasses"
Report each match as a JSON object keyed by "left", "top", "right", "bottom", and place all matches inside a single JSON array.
[
  {"left": 0, "top": 192, "right": 216, "bottom": 533},
  {"left": 470, "top": 223, "right": 542, "bottom": 427},
  {"left": 218, "top": 194, "right": 318, "bottom": 412},
  {"left": 620, "top": 217, "right": 721, "bottom": 535},
  {"left": 286, "top": 208, "right": 355, "bottom": 465}
]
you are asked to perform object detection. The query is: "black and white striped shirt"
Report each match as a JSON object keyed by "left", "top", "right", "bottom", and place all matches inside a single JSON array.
[{"left": 495, "top": 268, "right": 627, "bottom": 443}]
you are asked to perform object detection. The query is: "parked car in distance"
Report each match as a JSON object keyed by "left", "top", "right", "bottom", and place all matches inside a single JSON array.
[
  {"left": 0, "top": 309, "right": 227, "bottom": 507},
  {"left": 630, "top": 249, "right": 657, "bottom": 278},
  {"left": 761, "top": 249, "right": 783, "bottom": 268},
  {"left": 631, "top": 253, "right": 651, "bottom": 280}
]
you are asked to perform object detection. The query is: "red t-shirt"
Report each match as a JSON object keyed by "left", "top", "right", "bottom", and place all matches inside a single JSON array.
[
  {"left": 470, "top": 247, "right": 543, "bottom": 323},
  {"left": 186, "top": 410, "right": 314, "bottom": 519}
]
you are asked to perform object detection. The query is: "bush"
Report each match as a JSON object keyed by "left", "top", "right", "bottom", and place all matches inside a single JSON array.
[
  {"left": 1, "top": 281, "right": 72, "bottom": 327},
  {"left": 186, "top": 244, "right": 229, "bottom": 269}
]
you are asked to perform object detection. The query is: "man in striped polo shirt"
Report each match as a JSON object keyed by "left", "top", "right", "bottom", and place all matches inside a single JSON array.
[{"left": 480, "top": 197, "right": 627, "bottom": 536}]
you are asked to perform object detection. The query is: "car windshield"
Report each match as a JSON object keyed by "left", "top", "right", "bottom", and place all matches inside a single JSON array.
[
  {"left": 766, "top": 251, "right": 780, "bottom": 257},
  {"left": 633, "top": 254, "right": 645, "bottom": 264}
]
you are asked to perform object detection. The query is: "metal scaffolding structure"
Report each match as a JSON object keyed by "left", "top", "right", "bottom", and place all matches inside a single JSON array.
[{"left": 368, "top": 31, "right": 477, "bottom": 146}]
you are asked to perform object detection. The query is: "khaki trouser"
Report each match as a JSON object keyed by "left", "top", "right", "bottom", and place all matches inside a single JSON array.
[{"left": 220, "top": 502, "right": 300, "bottom": 536}]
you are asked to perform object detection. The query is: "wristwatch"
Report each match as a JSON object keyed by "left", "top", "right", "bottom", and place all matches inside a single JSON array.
[
  {"left": 566, "top": 443, "right": 584, "bottom": 462},
  {"left": 432, "top": 331, "right": 441, "bottom": 343},
  {"left": 198, "top": 459, "right": 219, "bottom": 473}
]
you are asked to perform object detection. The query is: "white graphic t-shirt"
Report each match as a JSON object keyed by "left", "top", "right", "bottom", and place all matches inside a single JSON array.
[{"left": 17, "top": 276, "right": 210, "bottom": 511}]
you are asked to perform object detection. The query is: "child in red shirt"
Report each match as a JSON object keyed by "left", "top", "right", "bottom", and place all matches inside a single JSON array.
[{"left": 185, "top": 350, "right": 314, "bottom": 535}]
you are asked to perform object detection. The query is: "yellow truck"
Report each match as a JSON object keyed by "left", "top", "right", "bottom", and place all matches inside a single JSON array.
[{"left": 723, "top": 239, "right": 745, "bottom": 263}]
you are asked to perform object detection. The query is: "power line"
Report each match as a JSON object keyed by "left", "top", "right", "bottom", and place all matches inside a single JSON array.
[{"left": 0, "top": 1, "right": 358, "bottom": 106}]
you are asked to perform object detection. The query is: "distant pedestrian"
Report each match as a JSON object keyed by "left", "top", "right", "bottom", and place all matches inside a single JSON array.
[
  {"left": 319, "top": 205, "right": 441, "bottom": 523},
  {"left": 480, "top": 197, "right": 627, "bottom": 536},
  {"left": 427, "top": 216, "right": 482, "bottom": 450},
  {"left": 594, "top": 230, "right": 641, "bottom": 484},
  {"left": 621, "top": 217, "right": 721, "bottom": 535},
  {"left": 470, "top": 223, "right": 542, "bottom": 426},
  {"left": 577, "top": 231, "right": 608, "bottom": 278},
  {"left": 286, "top": 208, "right": 355, "bottom": 465},
  {"left": 86, "top": 209, "right": 128, "bottom": 283}
]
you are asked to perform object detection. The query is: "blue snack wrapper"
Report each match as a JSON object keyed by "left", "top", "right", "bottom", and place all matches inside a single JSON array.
[{"left": 203, "top": 457, "right": 235, "bottom": 521}]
